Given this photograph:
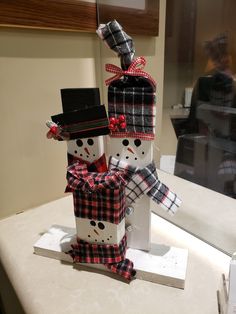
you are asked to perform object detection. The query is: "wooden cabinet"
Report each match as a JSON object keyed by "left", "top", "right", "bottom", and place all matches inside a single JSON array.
[
  {"left": 0, "top": 0, "right": 97, "bottom": 32},
  {"left": 0, "top": 0, "right": 159, "bottom": 35}
]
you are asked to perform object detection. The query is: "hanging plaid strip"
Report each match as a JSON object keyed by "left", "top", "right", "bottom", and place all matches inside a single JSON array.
[
  {"left": 68, "top": 234, "right": 136, "bottom": 281},
  {"left": 106, "top": 259, "right": 136, "bottom": 281},
  {"left": 67, "top": 153, "right": 108, "bottom": 173},
  {"left": 66, "top": 162, "right": 127, "bottom": 224},
  {"left": 109, "top": 157, "right": 181, "bottom": 215},
  {"left": 97, "top": 20, "right": 135, "bottom": 70}
]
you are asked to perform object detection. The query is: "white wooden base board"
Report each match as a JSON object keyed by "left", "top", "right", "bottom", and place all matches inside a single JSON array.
[{"left": 34, "top": 225, "right": 188, "bottom": 289}]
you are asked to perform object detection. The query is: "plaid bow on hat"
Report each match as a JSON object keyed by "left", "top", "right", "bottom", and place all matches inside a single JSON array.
[{"left": 109, "top": 157, "right": 181, "bottom": 215}]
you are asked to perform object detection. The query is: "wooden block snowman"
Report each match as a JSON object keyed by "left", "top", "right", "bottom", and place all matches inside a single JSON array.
[
  {"left": 47, "top": 88, "right": 136, "bottom": 280},
  {"left": 97, "top": 20, "right": 182, "bottom": 251},
  {"left": 47, "top": 88, "right": 108, "bottom": 169}
]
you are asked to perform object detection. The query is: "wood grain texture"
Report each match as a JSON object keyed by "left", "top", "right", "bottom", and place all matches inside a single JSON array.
[
  {"left": 0, "top": 0, "right": 97, "bottom": 32},
  {"left": 98, "top": 0, "right": 159, "bottom": 36}
]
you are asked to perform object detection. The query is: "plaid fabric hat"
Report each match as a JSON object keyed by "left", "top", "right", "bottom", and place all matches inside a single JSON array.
[
  {"left": 97, "top": 20, "right": 135, "bottom": 70},
  {"left": 50, "top": 88, "right": 110, "bottom": 140},
  {"left": 97, "top": 20, "right": 156, "bottom": 140},
  {"left": 107, "top": 76, "right": 156, "bottom": 140},
  {"left": 66, "top": 162, "right": 127, "bottom": 224},
  {"left": 109, "top": 157, "right": 181, "bottom": 215}
]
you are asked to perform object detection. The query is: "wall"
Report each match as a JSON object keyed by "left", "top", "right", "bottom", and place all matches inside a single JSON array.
[
  {"left": 0, "top": 2, "right": 166, "bottom": 219},
  {"left": 0, "top": 28, "right": 101, "bottom": 219}
]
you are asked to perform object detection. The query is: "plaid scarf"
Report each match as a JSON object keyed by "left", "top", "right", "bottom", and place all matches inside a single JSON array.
[
  {"left": 68, "top": 234, "right": 136, "bottom": 280},
  {"left": 67, "top": 153, "right": 108, "bottom": 172},
  {"left": 109, "top": 157, "right": 181, "bottom": 215},
  {"left": 66, "top": 162, "right": 127, "bottom": 224},
  {"left": 97, "top": 20, "right": 135, "bottom": 70}
]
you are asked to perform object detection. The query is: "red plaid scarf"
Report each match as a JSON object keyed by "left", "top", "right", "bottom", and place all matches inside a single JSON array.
[
  {"left": 66, "top": 162, "right": 127, "bottom": 224},
  {"left": 68, "top": 234, "right": 136, "bottom": 281},
  {"left": 67, "top": 153, "right": 108, "bottom": 172}
]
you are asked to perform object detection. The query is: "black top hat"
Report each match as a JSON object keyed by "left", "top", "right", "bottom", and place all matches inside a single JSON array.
[{"left": 51, "top": 88, "right": 110, "bottom": 140}]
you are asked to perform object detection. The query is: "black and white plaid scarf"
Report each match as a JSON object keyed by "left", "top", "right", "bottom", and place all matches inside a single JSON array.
[
  {"left": 109, "top": 157, "right": 181, "bottom": 215},
  {"left": 97, "top": 20, "right": 135, "bottom": 70}
]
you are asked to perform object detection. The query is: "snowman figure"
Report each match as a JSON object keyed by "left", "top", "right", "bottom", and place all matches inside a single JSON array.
[
  {"left": 47, "top": 88, "right": 135, "bottom": 280},
  {"left": 47, "top": 88, "right": 109, "bottom": 172},
  {"left": 65, "top": 154, "right": 135, "bottom": 280},
  {"left": 47, "top": 88, "right": 110, "bottom": 235},
  {"left": 97, "top": 20, "right": 182, "bottom": 251}
]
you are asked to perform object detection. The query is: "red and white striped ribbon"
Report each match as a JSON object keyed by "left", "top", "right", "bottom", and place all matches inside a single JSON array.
[{"left": 105, "top": 56, "right": 156, "bottom": 87}]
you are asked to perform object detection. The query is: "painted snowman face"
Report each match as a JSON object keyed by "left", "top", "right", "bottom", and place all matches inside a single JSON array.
[
  {"left": 67, "top": 136, "right": 104, "bottom": 163},
  {"left": 108, "top": 137, "right": 153, "bottom": 167},
  {"left": 75, "top": 217, "right": 125, "bottom": 245}
]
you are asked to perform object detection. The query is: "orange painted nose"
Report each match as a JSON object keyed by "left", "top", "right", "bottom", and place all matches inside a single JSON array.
[
  {"left": 127, "top": 147, "right": 134, "bottom": 154},
  {"left": 84, "top": 147, "right": 90, "bottom": 155},
  {"left": 94, "top": 229, "right": 99, "bottom": 236}
]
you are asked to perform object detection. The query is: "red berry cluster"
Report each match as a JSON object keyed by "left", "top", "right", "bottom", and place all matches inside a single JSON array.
[
  {"left": 50, "top": 125, "right": 59, "bottom": 135},
  {"left": 109, "top": 115, "right": 126, "bottom": 132}
]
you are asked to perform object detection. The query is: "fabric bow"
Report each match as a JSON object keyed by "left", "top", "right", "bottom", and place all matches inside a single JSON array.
[
  {"left": 66, "top": 161, "right": 126, "bottom": 193},
  {"left": 105, "top": 56, "right": 156, "bottom": 87}
]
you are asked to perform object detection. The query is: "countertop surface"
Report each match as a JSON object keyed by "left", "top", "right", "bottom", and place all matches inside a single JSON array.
[{"left": 0, "top": 195, "right": 231, "bottom": 314}]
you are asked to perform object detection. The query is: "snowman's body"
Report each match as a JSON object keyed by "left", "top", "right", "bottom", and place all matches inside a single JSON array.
[
  {"left": 108, "top": 137, "right": 153, "bottom": 251},
  {"left": 67, "top": 135, "right": 124, "bottom": 244}
]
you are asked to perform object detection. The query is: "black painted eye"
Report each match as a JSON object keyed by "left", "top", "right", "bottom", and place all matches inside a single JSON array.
[
  {"left": 76, "top": 139, "right": 83, "bottom": 147},
  {"left": 98, "top": 222, "right": 105, "bottom": 230},
  {"left": 90, "top": 220, "right": 96, "bottom": 227},
  {"left": 134, "top": 139, "right": 141, "bottom": 147},
  {"left": 122, "top": 139, "right": 129, "bottom": 146},
  {"left": 87, "top": 139, "right": 94, "bottom": 146}
]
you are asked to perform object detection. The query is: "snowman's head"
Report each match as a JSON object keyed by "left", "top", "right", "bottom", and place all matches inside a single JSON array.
[
  {"left": 67, "top": 136, "right": 105, "bottom": 163},
  {"left": 108, "top": 137, "right": 153, "bottom": 167},
  {"left": 75, "top": 217, "right": 125, "bottom": 245}
]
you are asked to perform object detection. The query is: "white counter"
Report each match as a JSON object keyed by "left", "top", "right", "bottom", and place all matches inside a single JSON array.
[{"left": 0, "top": 195, "right": 231, "bottom": 314}]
